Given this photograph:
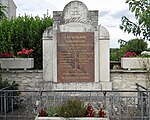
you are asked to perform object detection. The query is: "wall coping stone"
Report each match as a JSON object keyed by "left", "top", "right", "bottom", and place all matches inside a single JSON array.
[
  {"left": 111, "top": 69, "right": 149, "bottom": 73},
  {"left": 0, "top": 70, "right": 43, "bottom": 73},
  {"left": 0, "top": 69, "right": 148, "bottom": 73}
]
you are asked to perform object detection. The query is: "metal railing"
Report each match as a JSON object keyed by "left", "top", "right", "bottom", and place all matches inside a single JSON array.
[
  {"left": 0, "top": 89, "right": 150, "bottom": 120},
  {"left": 136, "top": 83, "right": 149, "bottom": 119}
]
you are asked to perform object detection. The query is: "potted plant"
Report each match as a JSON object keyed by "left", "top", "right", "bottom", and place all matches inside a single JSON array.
[
  {"left": 0, "top": 48, "right": 34, "bottom": 70},
  {"left": 35, "top": 98, "right": 109, "bottom": 120},
  {"left": 121, "top": 51, "right": 150, "bottom": 70}
]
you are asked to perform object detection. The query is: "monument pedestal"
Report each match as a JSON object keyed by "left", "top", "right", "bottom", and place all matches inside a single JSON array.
[{"left": 45, "top": 82, "right": 112, "bottom": 90}]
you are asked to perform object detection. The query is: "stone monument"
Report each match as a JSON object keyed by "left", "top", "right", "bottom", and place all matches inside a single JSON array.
[{"left": 43, "top": 0, "right": 112, "bottom": 90}]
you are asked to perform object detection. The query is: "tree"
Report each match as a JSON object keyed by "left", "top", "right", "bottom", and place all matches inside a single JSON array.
[
  {"left": 118, "top": 38, "right": 148, "bottom": 55},
  {"left": 0, "top": 2, "right": 6, "bottom": 19},
  {"left": 120, "top": 0, "right": 150, "bottom": 41}
]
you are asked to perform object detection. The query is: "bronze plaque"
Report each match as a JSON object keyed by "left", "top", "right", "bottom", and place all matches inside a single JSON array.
[{"left": 57, "top": 32, "right": 94, "bottom": 83}]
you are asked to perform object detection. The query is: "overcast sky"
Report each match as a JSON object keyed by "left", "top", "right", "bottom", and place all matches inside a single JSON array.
[{"left": 13, "top": 0, "right": 149, "bottom": 48}]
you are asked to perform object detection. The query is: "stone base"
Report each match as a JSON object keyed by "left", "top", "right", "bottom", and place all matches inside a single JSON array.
[
  {"left": 100, "top": 81, "right": 112, "bottom": 90},
  {"left": 35, "top": 117, "right": 109, "bottom": 120},
  {"left": 51, "top": 82, "right": 112, "bottom": 90}
]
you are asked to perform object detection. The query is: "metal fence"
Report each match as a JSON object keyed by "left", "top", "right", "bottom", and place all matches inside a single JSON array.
[{"left": 0, "top": 89, "right": 150, "bottom": 120}]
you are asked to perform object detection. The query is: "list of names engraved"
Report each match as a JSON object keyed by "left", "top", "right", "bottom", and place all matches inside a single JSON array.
[{"left": 57, "top": 32, "right": 94, "bottom": 82}]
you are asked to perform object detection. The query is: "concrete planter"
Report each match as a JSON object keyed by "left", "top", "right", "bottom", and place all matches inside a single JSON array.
[
  {"left": 1, "top": 58, "right": 34, "bottom": 70},
  {"left": 35, "top": 116, "right": 109, "bottom": 120},
  {"left": 121, "top": 58, "right": 150, "bottom": 70}
]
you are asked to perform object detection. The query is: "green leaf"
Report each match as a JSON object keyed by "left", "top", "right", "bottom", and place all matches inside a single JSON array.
[{"left": 131, "top": 6, "right": 136, "bottom": 12}]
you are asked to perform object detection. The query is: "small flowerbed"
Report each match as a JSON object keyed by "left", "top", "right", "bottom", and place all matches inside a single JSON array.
[
  {"left": 0, "top": 48, "right": 33, "bottom": 58},
  {"left": 17, "top": 48, "right": 33, "bottom": 58},
  {"left": 35, "top": 98, "right": 109, "bottom": 120}
]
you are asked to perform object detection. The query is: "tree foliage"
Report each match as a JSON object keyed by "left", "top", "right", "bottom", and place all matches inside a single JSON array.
[
  {"left": 0, "top": 2, "right": 6, "bottom": 19},
  {"left": 0, "top": 15, "right": 53, "bottom": 69},
  {"left": 118, "top": 38, "right": 148, "bottom": 55},
  {"left": 110, "top": 48, "right": 120, "bottom": 61},
  {"left": 120, "top": 0, "right": 150, "bottom": 40},
  {"left": 110, "top": 39, "right": 148, "bottom": 61}
]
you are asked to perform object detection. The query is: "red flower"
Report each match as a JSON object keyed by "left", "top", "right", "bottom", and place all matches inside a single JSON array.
[
  {"left": 17, "top": 48, "right": 33, "bottom": 58},
  {"left": 85, "top": 103, "right": 95, "bottom": 117},
  {"left": 24, "top": 50, "right": 29, "bottom": 55},
  {"left": 124, "top": 52, "right": 137, "bottom": 57},
  {"left": 17, "top": 51, "right": 22, "bottom": 55},
  {"left": 38, "top": 109, "right": 48, "bottom": 117},
  {"left": 22, "top": 48, "right": 25, "bottom": 50},
  {"left": 98, "top": 108, "right": 106, "bottom": 117},
  {"left": 29, "top": 49, "right": 33, "bottom": 52},
  {"left": 0, "top": 52, "right": 14, "bottom": 58}
]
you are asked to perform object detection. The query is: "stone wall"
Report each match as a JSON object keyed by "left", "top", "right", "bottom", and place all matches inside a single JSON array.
[
  {"left": 0, "top": 70, "right": 149, "bottom": 90},
  {"left": 0, "top": 70, "right": 43, "bottom": 90},
  {"left": 111, "top": 70, "right": 150, "bottom": 90}
]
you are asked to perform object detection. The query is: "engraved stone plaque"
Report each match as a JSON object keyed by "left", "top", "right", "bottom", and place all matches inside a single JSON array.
[
  {"left": 63, "top": 1, "right": 88, "bottom": 23},
  {"left": 57, "top": 32, "right": 94, "bottom": 82}
]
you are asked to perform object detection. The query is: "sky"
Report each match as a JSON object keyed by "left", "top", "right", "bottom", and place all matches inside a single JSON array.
[{"left": 13, "top": 0, "right": 149, "bottom": 48}]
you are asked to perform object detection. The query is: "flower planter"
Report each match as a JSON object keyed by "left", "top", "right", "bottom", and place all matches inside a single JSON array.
[
  {"left": 121, "top": 58, "right": 150, "bottom": 70},
  {"left": 35, "top": 116, "right": 109, "bottom": 120},
  {"left": 0, "top": 58, "right": 34, "bottom": 70}
]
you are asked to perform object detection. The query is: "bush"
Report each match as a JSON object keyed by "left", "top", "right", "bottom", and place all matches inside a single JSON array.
[
  {"left": 58, "top": 98, "right": 86, "bottom": 118},
  {"left": 0, "top": 75, "right": 10, "bottom": 89},
  {"left": 0, "top": 75, "right": 19, "bottom": 92},
  {"left": 125, "top": 39, "right": 148, "bottom": 55},
  {"left": 0, "top": 15, "right": 53, "bottom": 69},
  {"left": 48, "top": 106, "right": 59, "bottom": 117},
  {"left": 110, "top": 48, "right": 120, "bottom": 61}
]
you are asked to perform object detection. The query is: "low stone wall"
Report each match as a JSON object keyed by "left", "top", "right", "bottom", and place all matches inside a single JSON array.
[
  {"left": 0, "top": 70, "right": 43, "bottom": 90},
  {"left": 111, "top": 70, "right": 150, "bottom": 90},
  {"left": 0, "top": 70, "right": 149, "bottom": 90}
]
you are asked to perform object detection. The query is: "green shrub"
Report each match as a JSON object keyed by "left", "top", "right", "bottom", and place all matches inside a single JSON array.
[
  {"left": 0, "top": 75, "right": 10, "bottom": 89},
  {"left": 110, "top": 48, "right": 120, "bottom": 61},
  {"left": 48, "top": 106, "right": 59, "bottom": 117},
  {"left": 0, "top": 75, "right": 19, "bottom": 91},
  {"left": 58, "top": 98, "right": 86, "bottom": 118},
  {"left": 0, "top": 3, "right": 6, "bottom": 19}
]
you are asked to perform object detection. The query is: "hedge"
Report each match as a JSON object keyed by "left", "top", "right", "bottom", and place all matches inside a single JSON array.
[{"left": 0, "top": 15, "right": 53, "bottom": 69}]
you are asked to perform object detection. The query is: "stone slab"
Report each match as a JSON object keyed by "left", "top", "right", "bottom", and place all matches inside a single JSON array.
[
  {"left": 52, "top": 82, "right": 112, "bottom": 90},
  {"left": 35, "top": 117, "right": 109, "bottom": 120}
]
